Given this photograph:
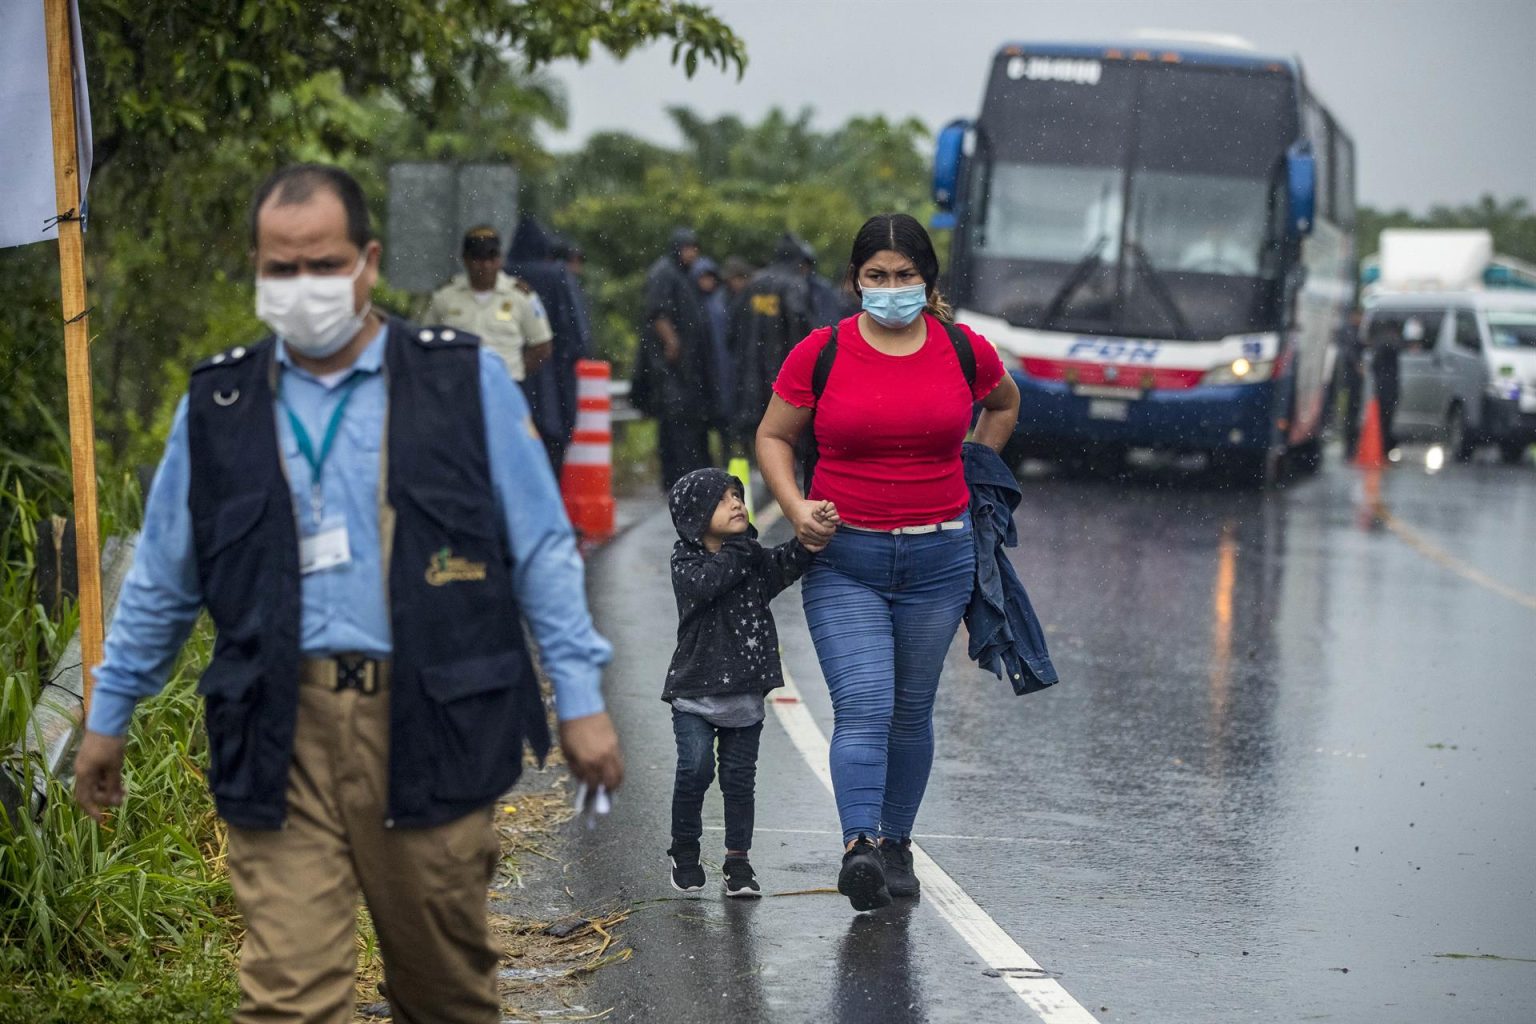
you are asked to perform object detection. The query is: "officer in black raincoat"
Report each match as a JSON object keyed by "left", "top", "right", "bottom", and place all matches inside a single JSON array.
[
  {"left": 632, "top": 227, "right": 718, "bottom": 489},
  {"left": 724, "top": 233, "right": 816, "bottom": 449},
  {"left": 505, "top": 215, "right": 593, "bottom": 476}
]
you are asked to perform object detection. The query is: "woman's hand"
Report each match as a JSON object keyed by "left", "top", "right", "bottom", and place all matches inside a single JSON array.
[{"left": 791, "top": 499, "right": 838, "bottom": 550}]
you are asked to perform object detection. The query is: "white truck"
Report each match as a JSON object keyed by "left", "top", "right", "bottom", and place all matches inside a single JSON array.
[{"left": 1362, "top": 230, "right": 1536, "bottom": 463}]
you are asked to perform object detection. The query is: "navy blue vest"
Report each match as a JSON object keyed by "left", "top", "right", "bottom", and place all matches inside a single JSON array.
[{"left": 185, "top": 319, "right": 550, "bottom": 829}]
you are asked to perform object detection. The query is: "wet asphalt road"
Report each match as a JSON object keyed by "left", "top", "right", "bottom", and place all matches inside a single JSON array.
[{"left": 567, "top": 446, "right": 1536, "bottom": 1023}]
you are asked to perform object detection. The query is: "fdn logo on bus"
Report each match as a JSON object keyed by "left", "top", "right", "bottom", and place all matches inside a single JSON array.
[{"left": 1007, "top": 57, "right": 1102, "bottom": 86}]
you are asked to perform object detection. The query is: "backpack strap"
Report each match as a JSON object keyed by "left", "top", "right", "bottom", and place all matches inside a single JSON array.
[
  {"left": 943, "top": 321, "right": 977, "bottom": 391},
  {"left": 810, "top": 322, "right": 840, "bottom": 400},
  {"left": 800, "top": 323, "right": 838, "bottom": 495}
]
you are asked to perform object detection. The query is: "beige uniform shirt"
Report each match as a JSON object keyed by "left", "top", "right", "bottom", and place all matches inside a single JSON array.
[{"left": 425, "top": 271, "right": 554, "bottom": 381}]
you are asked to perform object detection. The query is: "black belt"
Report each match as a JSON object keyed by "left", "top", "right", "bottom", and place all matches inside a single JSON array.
[{"left": 299, "top": 655, "right": 390, "bottom": 694}]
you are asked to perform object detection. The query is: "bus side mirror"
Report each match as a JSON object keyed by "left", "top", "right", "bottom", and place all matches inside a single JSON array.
[
  {"left": 932, "top": 119, "right": 970, "bottom": 219},
  {"left": 1286, "top": 144, "right": 1316, "bottom": 238}
]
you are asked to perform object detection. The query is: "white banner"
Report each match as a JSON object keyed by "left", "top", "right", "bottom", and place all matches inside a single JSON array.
[{"left": 0, "top": 0, "right": 92, "bottom": 249}]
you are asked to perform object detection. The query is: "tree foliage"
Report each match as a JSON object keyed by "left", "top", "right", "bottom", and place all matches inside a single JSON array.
[
  {"left": 1357, "top": 195, "right": 1536, "bottom": 263},
  {"left": 539, "top": 107, "right": 937, "bottom": 372},
  {"left": 0, "top": 0, "right": 746, "bottom": 469},
  {"left": 85, "top": 0, "right": 744, "bottom": 175}
]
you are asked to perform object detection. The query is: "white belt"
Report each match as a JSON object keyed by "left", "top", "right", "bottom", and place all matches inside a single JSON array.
[{"left": 841, "top": 519, "right": 966, "bottom": 536}]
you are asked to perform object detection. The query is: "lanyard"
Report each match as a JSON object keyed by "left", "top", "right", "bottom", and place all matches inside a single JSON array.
[{"left": 278, "top": 373, "right": 364, "bottom": 525}]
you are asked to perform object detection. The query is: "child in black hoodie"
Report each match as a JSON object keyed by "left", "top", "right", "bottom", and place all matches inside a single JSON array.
[{"left": 663, "top": 468, "right": 836, "bottom": 896}]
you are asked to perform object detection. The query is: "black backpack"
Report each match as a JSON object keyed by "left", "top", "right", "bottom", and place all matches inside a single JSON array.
[{"left": 799, "top": 320, "right": 978, "bottom": 493}]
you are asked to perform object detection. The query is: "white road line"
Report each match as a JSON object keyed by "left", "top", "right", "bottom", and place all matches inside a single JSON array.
[
  {"left": 771, "top": 669, "right": 1098, "bottom": 1023},
  {"left": 702, "top": 825, "right": 1077, "bottom": 846},
  {"left": 754, "top": 497, "right": 784, "bottom": 531}
]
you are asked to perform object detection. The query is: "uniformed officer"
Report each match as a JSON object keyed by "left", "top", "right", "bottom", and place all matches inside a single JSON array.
[
  {"left": 72, "top": 164, "right": 623, "bottom": 1024},
  {"left": 426, "top": 226, "right": 554, "bottom": 382},
  {"left": 725, "top": 233, "right": 815, "bottom": 448}
]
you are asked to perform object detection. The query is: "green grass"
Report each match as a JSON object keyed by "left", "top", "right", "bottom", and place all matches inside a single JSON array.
[{"left": 0, "top": 444, "right": 241, "bottom": 1022}]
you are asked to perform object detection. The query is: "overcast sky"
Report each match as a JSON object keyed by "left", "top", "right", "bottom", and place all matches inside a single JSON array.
[{"left": 546, "top": 0, "right": 1535, "bottom": 212}]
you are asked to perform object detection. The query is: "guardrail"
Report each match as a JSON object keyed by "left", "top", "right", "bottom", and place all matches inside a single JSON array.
[
  {"left": 609, "top": 379, "right": 640, "bottom": 424},
  {"left": 1, "top": 535, "right": 138, "bottom": 822}
]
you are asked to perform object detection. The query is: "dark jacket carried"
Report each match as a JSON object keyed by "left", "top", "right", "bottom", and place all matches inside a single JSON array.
[
  {"left": 962, "top": 442, "right": 1059, "bottom": 694},
  {"left": 662, "top": 468, "right": 813, "bottom": 701},
  {"left": 186, "top": 319, "right": 549, "bottom": 830}
]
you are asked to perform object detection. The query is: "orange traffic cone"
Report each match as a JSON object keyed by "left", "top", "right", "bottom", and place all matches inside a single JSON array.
[
  {"left": 560, "top": 361, "right": 617, "bottom": 542},
  {"left": 1354, "top": 397, "right": 1386, "bottom": 471}
]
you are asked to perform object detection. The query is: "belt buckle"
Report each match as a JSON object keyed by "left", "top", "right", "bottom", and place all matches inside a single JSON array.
[{"left": 334, "top": 655, "right": 378, "bottom": 695}]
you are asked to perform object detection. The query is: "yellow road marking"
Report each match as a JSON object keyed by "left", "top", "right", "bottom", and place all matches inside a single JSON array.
[{"left": 1384, "top": 513, "right": 1536, "bottom": 613}]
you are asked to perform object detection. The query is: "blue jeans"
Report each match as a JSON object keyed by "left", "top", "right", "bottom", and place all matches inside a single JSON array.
[
  {"left": 801, "top": 516, "right": 974, "bottom": 845},
  {"left": 671, "top": 710, "right": 763, "bottom": 852}
]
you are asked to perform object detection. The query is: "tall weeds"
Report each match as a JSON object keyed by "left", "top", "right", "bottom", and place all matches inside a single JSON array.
[{"left": 0, "top": 440, "right": 239, "bottom": 1022}]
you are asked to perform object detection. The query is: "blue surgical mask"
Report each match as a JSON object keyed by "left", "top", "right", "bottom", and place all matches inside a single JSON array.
[{"left": 861, "top": 284, "right": 928, "bottom": 328}]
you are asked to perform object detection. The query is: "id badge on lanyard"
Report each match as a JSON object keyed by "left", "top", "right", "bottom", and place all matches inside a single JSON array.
[
  {"left": 300, "top": 514, "right": 352, "bottom": 574},
  {"left": 282, "top": 374, "right": 363, "bottom": 575}
]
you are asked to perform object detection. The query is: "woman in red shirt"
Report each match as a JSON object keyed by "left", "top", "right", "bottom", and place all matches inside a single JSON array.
[{"left": 756, "top": 213, "right": 1019, "bottom": 911}]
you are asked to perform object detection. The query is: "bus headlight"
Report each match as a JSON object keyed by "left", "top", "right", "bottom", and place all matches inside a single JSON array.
[{"left": 1202, "top": 358, "right": 1275, "bottom": 386}]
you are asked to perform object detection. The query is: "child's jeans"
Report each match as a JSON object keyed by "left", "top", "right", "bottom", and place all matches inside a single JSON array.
[{"left": 671, "top": 709, "right": 762, "bottom": 852}]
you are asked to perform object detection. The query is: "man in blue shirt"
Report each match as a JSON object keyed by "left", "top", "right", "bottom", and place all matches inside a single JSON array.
[{"left": 72, "top": 164, "right": 621, "bottom": 1024}]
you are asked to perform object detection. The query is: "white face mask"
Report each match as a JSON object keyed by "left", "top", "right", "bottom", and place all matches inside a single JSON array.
[{"left": 256, "top": 256, "right": 370, "bottom": 359}]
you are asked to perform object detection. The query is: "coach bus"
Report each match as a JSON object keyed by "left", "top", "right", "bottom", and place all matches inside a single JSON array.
[{"left": 932, "top": 34, "right": 1356, "bottom": 483}]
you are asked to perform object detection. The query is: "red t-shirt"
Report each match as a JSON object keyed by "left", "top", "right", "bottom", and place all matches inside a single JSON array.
[{"left": 773, "top": 314, "right": 1006, "bottom": 530}]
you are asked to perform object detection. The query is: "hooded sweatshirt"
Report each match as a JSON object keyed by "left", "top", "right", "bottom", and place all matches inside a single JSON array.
[{"left": 663, "top": 468, "right": 814, "bottom": 704}]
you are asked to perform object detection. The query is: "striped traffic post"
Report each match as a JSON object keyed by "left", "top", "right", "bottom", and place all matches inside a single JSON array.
[{"left": 561, "top": 360, "right": 616, "bottom": 541}]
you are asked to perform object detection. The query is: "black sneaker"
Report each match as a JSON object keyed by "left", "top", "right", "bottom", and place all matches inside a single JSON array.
[
  {"left": 668, "top": 844, "right": 705, "bottom": 892},
  {"left": 722, "top": 857, "right": 761, "bottom": 898},
  {"left": 837, "top": 835, "right": 892, "bottom": 911},
  {"left": 879, "top": 840, "right": 920, "bottom": 897}
]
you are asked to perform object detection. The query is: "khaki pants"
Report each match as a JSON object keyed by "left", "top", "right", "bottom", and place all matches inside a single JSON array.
[{"left": 226, "top": 663, "right": 501, "bottom": 1024}]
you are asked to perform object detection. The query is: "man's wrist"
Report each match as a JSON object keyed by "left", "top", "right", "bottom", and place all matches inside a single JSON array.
[
  {"left": 83, "top": 689, "right": 137, "bottom": 738},
  {"left": 552, "top": 669, "right": 606, "bottom": 722}
]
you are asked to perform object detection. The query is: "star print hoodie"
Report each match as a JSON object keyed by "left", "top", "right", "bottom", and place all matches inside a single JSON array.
[{"left": 662, "top": 468, "right": 815, "bottom": 702}]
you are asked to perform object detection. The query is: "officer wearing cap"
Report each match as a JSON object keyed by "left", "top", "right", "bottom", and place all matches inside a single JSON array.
[
  {"left": 426, "top": 226, "right": 554, "bottom": 382},
  {"left": 72, "top": 164, "right": 622, "bottom": 1024}
]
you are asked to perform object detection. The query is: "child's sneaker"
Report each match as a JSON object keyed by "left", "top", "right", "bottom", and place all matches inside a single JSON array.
[
  {"left": 722, "top": 857, "right": 761, "bottom": 898},
  {"left": 668, "top": 844, "right": 705, "bottom": 892}
]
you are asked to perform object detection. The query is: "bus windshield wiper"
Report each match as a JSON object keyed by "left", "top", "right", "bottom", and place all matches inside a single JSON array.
[
  {"left": 1125, "top": 241, "right": 1193, "bottom": 339},
  {"left": 1037, "top": 234, "right": 1109, "bottom": 330}
]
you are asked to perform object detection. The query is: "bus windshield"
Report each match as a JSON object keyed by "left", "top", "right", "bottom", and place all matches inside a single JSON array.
[{"left": 965, "top": 59, "right": 1296, "bottom": 340}]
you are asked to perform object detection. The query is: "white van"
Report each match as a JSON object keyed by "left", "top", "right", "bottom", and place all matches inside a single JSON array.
[{"left": 1362, "top": 290, "right": 1536, "bottom": 463}]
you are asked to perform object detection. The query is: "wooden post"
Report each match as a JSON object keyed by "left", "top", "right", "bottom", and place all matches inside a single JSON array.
[{"left": 43, "top": 0, "right": 103, "bottom": 714}]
